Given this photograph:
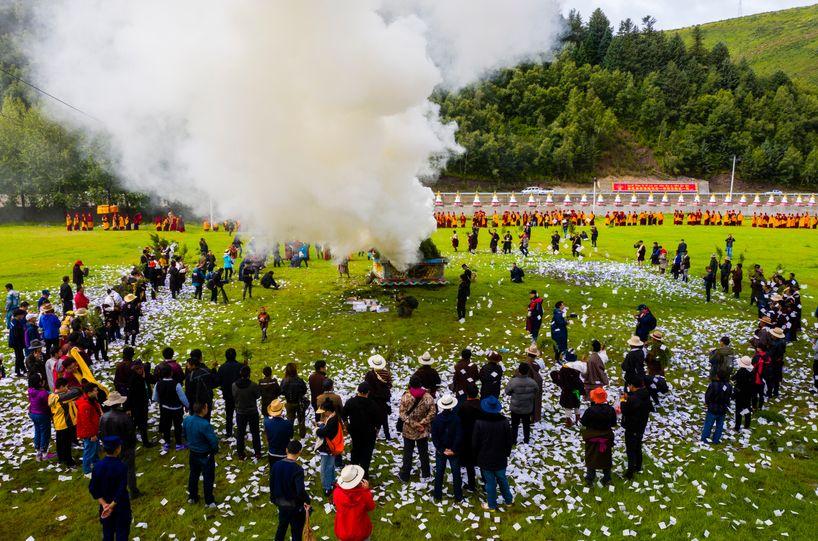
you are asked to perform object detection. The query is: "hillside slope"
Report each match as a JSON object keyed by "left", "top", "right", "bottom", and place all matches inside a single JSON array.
[{"left": 672, "top": 4, "right": 818, "bottom": 86}]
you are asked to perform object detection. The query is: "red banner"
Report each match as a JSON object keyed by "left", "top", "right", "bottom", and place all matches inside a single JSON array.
[{"left": 612, "top": 182, "right": 697, "bottom": 192}]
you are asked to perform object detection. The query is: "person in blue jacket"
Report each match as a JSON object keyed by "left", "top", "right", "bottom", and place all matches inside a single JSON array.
[
  {"left": 551, "top": 301, "right": 569, "bottom": 358},
  {"left": 183, "top": 402, "right": 220, "bottom": 507},
  {"left": 89, "top": 435, "right": 131, "bottom": 541}
]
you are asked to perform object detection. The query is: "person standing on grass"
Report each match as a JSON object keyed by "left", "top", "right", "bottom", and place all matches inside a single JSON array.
[
  {"left": 731, "top": 263, "right": 743, "bottom": 299},
  {"left": 472, "top": 396, "right": 513, "bottom": 511},
  {"left": 99, "top": 391, "right": 141, "bottom": 497},
  {"left": 398, "top": 375, "right": 435, "bottom": 482},
  {"left": 457, "top": 384, "right": 482, "bottom": 493},
  {"left": 701, "top": 371, "right": 732, "bottom": 445},
  {"left": 233, "top": 364, "right": 262, "bottom": 460},
  {"left": 49, "top": 376, "right": 81, "bottom": 468},
  {"left": 264, "top": 399, "right": 293, "bottom": 494},
  {"left": 9, "top": 309, "right": 26, "bottom": 376},
  {"left": 315, "top": 398, "right": 343, "bottom": 497},
  {"left": 217, "top": 348, "right": 242, "bottom": 439},
  {"left": 5, "top": 282, "right": 20, "bottom": 329},
  {"left": 76, "top": 381, "right": 103, "bottom": 475},
  {"left": 241, "top": 266, "right": 254, "bottom": 300},
  {"left": 28, "top": 373, "right": 55, "bottom": 461},
  {"left": 271, "top": 440, "right": 311, "bottom": 541},
  {"left": 634, "top": 305, "right": 656, "bottom": 343},
  {"left": 281, "top": 362, "right": 308, "bottom": 439},
  {"left": 184, "top": 402, "right": 219, "bottom": 507},
  {"left": 580, "top": 388, "right": 616, "bottom": 487},
  {"left": 523, "top": 345, "right": 544, "bottom": 422},
  {"left": 185, "top": 352, "right": 216, "bottom": 420},
  {"left": 333, "top": 464, "right": 376, "bottom": 541},
  {"left": 720, "top": 258, "right": 732, "bottom": 294},
  {"left": 732, "top": 356, "right": 754, "bottom": 432},
  {"left": 479, "top": 351, "right": 503, "bottom": 400},
  {"left": 584, "top": 340, "right": 609, "bottom": 397},
  {"left": 125, "top": 361, "right": 155, "bottom": 447},
  {"left": 39, "top": 303, "right": 61, "bottom": 356},
  {"left": 725, "top": 234, "right": 735, "bottom": 259},
  {"left": 25, "top": 339, "right": 46, "bottom": 384},
  {"left": 451, "top": 348, "right": 479, "bottom": 400},
  {"left": 504, "top": 363, "right": 537, "bottom": 445},
  {"left": 525, "top": 290, "right": 544, "bottom": 343},
  {"left": 456, "top": 273, "right": 469, "bottom": 322},
  {"left": 342, "top": 382, "right": 379, "bottom": 478},
  {"left": 259, "top": 366, "right": 281, "bottom": 418},
  {"left": 191, "top": 263, "right": 206, "bottom": 300},
  {"left": 364, "top": 354, "right": 393, "bottom": 440},
  {"left": 59, "top": 276, "right": 73, "bottom": 315},
  {"left": 431, "top": 393, "right": 463, "bottom": 502},
  {"left": 412, "top": 352, "right": 441, "bottom": 397},
  {"left": 551, "top": 301, "right": 569, "bottom": 357},
  {"left": 258, "top": 307, "right": 270, "bottom": 342},
  {"left": 619, "top": 376, "right": 653, "bottom": 480},
  {"left": 308, "top": 360, "right": 328, "bottom": 422},
  {"left": 152, "top": 363, "right": 189, "bottom": 451},
  {"left": 89, "top": 436, "right": 131, "bottom": 541}
]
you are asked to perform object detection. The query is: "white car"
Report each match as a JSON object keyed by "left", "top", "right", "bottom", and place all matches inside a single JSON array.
[{"left": 520, "top": 186, "right": 554, "bottom": 195}]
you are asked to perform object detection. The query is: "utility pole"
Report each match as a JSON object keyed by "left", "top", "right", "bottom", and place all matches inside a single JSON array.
[
  {"left": 738, "top": 0, "right": 743, "bottom": 17},
  {"left": 729, "top": 155, "right": 737, "bottom": 199}
]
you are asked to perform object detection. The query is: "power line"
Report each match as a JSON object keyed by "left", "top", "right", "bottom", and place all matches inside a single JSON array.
[{"left": 0, "top": 65, "right": 102, "bottom": 123}]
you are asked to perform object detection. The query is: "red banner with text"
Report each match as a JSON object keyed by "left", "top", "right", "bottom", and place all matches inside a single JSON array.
[{"left": 612, "top": 182, "right": 697, "bottom": 192}]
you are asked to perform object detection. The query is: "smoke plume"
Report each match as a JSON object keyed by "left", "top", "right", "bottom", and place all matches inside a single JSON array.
[{"left": 29, "top": 0, "right": 562, "bottom": 268}]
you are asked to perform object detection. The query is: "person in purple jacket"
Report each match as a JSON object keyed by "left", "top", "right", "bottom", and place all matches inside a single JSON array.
[{"left": 28, "top": 373, "right": 56, "bottom": 461}]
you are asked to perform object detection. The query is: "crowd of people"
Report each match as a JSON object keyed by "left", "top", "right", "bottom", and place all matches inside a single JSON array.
[
  {"left": 435, "top": 209, "right": 596, "bottom": 229},
  {"left": 6, "top": 215, "right": 818, "bottom": 541}
]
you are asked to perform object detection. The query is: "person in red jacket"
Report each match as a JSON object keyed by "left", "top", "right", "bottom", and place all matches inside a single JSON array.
[
  {"left": 73, "top": 286, "right": 90, "bottom": 311},
  {"left": 333, "top": 464, "right": 375, "bottom": 541},
  {"left": 76, "top": 381, "right": 103, "bottom": 474}
]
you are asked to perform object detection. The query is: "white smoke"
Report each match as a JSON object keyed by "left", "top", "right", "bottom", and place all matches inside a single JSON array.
[{"left": 29, "top": 0, "right": 562, "bottom": 268}]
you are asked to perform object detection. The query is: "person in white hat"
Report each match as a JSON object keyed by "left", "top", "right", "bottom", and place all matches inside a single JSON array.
[
  {"left": 121, "top": 294, "right": 141, "bottom": 346},
  {"left": 732, "top": 356, "right": 754, "bottom": 431},
  {"left": 364, "top": 355, "right": 392, "bottom": 439},
  {"left": 412, "top": 352, "right": 441, "bottom": 397},
  {"left": 333, "top": 464, "right": 375, "bottom": 541},
  {"left": 430, "top": 394, "right": 463, "bottom": 502}
]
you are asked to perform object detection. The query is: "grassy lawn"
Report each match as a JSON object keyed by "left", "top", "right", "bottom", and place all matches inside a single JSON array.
[{"left": 0, "top": 219, "right": 817, "bottom": 540}]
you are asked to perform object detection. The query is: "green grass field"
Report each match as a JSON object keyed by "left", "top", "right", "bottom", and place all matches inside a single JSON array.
[
  {"left": 672, "top": 4, "right": 818, "bottom": 86},
  {"left": 0, "top": 220, "right": 817, "bottom": 540}
]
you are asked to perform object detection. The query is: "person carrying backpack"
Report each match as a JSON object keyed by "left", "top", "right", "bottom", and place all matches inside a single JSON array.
[{"left": 315, "top": 398, "right": 343, "bottom": 497}]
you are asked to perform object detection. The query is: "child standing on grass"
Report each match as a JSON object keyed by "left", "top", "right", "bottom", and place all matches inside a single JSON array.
[
  {"left": 258, "top": 307, "right": 270, "bottom": 342},
  {"left": 28, "top": 373, "right": 55, "bottom": 461},
  {"left": 701, "top": 371, "right": 732, "bottom": 444}
]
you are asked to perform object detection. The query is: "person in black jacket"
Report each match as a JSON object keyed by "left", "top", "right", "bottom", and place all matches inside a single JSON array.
[
  {"left": 72, "top": 260, "right": 85, "bottom": 289},
  {"left": 472, "top": 396, "right": 513, "bottom": 510},
  {"left": 431, "top": 394, "right": 463, "bottom": 502},
  {"left": 456, "top": 274, "right": 469, "bottom": 321},
  {"left": 125, "top": 361, "right": 155, "bottom": 446},
  {"left": 232, "top": 364, "right": 261, "bottom": 460},
  {"left": 701, "top": 371, "right": 732, "bottom": 444},
  {"left": 457, "top": 384, "right": 482, "bottom": 492},
  {"left": 479, "top": 352, "right": 503, "bottom": 399},
  {"left": 620, "top": 376, "right": 653, "bottom": 479},
  {"left": 217, "top": 348, "right": 242, "bottom": 438},
  {"left": 704, "top": 266, "right": 716, "bottom": 303},
  {"left": 271, "top": 440, "right": 311, "bottom": 541},
  {"left": 258, "top": 366, "right": 281, "bottom": 418},
  {"left": 281, "top": 363, "right": 308, "bottom": 438},
  {"left": 185, "top": 351, "right": 216, "bottom": 419},
  {"left": 621, "top": 336, "right": 646, "bottom": 392},
  {"left": 412, "top": 352, "right": 441, "bottom": 397},
  {"left": 59, "top": 276, "right": 73, "bottom": 315},
  {"left": 99, "top": 391, "right": 140, "bottom": 497},
  {"left": 342, "top": 382, "right": 379, "bottom": 478},
  {"left": 732, "top": 357, "right": 754, "bottom": 431}
]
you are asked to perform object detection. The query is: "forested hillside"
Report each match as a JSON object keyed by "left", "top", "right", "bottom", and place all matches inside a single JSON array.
[
  {"left": 438, "top": 9, "right": 818, "bottom": 186},
  {"left": 675, "top": 4, "right": 818, "bottom": 87}
]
